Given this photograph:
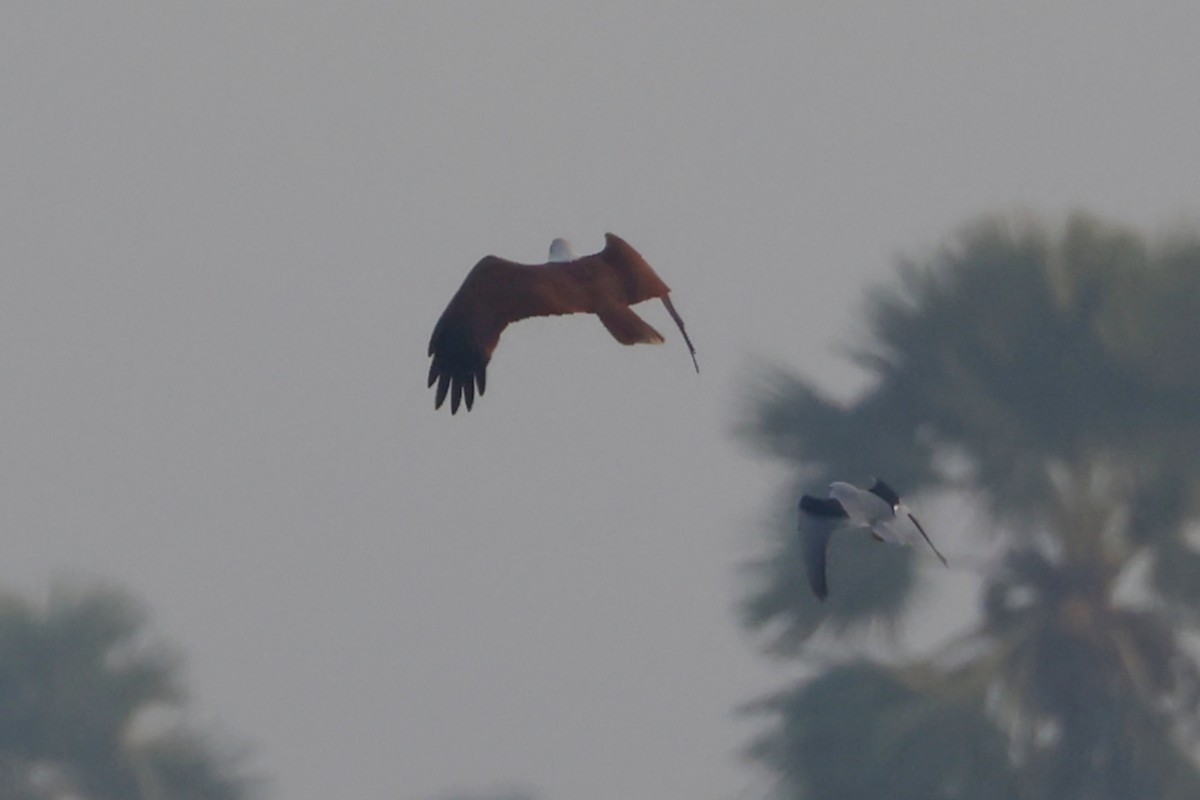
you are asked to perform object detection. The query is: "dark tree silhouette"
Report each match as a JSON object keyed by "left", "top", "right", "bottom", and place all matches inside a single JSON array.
[
  {"left": 0, "top": 584, "right": 253, "bottom": 800},
  {"left": 739, "top": 214, "right": 1200, "bottom": 799}
]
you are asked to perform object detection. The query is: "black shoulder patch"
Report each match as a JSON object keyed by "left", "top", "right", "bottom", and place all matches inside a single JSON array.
[{"left": 867, "top": 479, "right": 900, "bottom": 509}]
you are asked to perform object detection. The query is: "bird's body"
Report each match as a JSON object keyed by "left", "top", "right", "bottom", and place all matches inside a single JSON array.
[
  {"left": 799, "top": 479, "right": 948, "bottom": 600},
  {"left": 427, "top": 233, "right": 698, "bottom": 413}
]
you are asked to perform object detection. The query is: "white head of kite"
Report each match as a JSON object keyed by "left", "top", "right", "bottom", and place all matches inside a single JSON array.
[{"left": 548, "top": 238, "right": 575, "bottom": 262}]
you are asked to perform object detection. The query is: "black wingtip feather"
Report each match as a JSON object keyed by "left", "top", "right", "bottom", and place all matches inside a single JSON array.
[
  {"left": 811, "top": 572, "right": 828, "bottom": 601},
  {"left": 434, "top": 373, "right": 451, "bottom": 409},
  {"left": 428, "top": 325, "right": 490, "bottom": 414},
  {"left": 801, "top": 525, "right": 833, "bottom": 600}
]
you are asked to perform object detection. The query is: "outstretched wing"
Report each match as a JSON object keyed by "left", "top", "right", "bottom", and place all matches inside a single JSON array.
[
  {"left": 427, "top": 251, "right": 617, "bottom": 413},
  {"left": 587, "top": 233, "right": 698, "bottom": 371},
  {"left": 799, "top": 495, "right": 849, "bottom": 600},
  {"left": 426, "top": 256, "right": 519, "bottom": 414},
  {"left": 660, "top": 295, "right": 699, "bottom": 373},
  {"left": 600, "top": 233, "right": 699, "bottom": 372}
]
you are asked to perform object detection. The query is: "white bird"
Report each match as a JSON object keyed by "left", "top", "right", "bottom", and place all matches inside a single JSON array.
[
  {"left": 427, "top": 233, "right": 699, "bottom": 413},
  {"left": 798, "top": 479, "right": 948, "bottom": 600}
]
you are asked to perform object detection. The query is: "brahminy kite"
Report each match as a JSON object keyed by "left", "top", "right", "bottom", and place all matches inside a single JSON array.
[{"left": 427, "top": 233, "right": 698, "bottom": 413}]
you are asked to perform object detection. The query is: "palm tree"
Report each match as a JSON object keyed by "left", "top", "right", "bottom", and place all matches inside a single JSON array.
[
  {"left": 0, "top": 584, "right": 252, "bottom": 800},
  {"left": 739, "top": 214, "right": 1200, "bottom": 799}
]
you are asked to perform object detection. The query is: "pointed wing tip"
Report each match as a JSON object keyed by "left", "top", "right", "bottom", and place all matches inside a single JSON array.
[
  {"left": 427, "top": 319, "right": 489, "bottom": 413},
  {"left": 656, "top": 295, "right": 700, "bottom": 374},
  {"left": 806, "top": 570, "right": 829, "bottom": 601},
  {"left": 681, "top": 339, "right": 699, "bottom": 373},
  {"left": 429, "top": 369, "right": 481, "bottom": 415}
]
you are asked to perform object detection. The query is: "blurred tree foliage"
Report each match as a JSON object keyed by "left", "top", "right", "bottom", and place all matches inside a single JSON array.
[
  {"left": 0, "top": 584, "right": 252, "bottom": 800},
  {"left": 739, "top": 214, "right": 1200, "bottom": 800}
]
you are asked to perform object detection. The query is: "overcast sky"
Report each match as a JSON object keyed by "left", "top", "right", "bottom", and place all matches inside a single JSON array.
[{"left": 4, "top": 4, "right": 1200, "bottom": 800}]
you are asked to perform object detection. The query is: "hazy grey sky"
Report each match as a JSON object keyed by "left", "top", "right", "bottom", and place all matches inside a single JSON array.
[{"left": 4, "top": 4, "right": 1200, "bottom": 800}]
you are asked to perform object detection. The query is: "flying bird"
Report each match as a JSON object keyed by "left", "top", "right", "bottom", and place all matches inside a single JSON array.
[
  {"left": 798, "top": 479, "right": 948, "bottom": 600},
  {"left": 427, "top": 233, "right": 699, "bottom": 413}
]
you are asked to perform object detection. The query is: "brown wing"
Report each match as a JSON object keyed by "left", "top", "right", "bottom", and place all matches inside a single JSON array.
[
  {"left": 427, "top": 254, "right": 603, "bottom": 414},
  {"left": 595, "top": 234, "right": 699, "bottom": 372},
  {"left": 427, "top": 233, "right": 697, "bottom": 413},
  {"left": 426, "top": 256, "right": 525, "bottom": 415},
  {"left": 570, "top": 234, "right": 698, "bottom": 371}
]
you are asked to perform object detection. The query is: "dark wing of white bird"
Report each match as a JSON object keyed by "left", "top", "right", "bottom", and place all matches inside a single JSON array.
[
  {"left": 798, "top": 495, "right": 849, "bottom": 600},
  {"left": 867, "top": 478, "right": 901, "bottom": 510}
]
